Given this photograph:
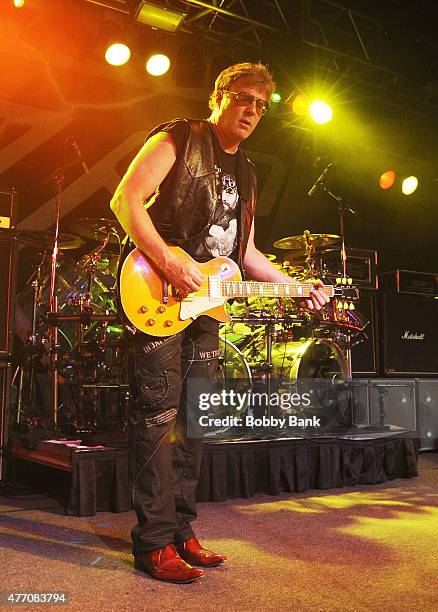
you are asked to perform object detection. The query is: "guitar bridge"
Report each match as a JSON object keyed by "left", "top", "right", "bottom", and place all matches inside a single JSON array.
[{"left": 162, "top": 279, "right": 169, "bottom": 304}]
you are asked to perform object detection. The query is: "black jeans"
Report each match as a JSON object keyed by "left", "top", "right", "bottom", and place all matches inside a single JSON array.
[{"left": 127, "top": 316, "right": 220, "bottom": 556}]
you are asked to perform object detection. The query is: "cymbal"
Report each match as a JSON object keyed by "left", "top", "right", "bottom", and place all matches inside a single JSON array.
[
  {"left": 283, "top": 247, "right": 339, "bottom": 262},
  {"left": 17, "top": 230, "right": 84, "bottom": 250},
  {"left": 69, "top": 218, "right": 125, "bottom": 244},
  {"left": 273, "top": 233, "right": 340, "bottom": 250},
  {"left": 272, "top": 261, "right": 304, "bottom": 274}
]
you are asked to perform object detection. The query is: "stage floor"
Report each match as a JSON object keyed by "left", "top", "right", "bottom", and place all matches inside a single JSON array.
[{"left": 9, "top": 430, "right": 420, "bottom": 516}]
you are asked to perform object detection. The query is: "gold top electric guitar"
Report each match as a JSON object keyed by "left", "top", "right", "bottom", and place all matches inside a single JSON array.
[{"left": 119, "top": 246, "right": 358, "bottom": 336}]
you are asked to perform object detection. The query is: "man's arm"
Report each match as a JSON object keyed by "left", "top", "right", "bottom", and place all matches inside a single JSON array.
[
  {"left": 243, "top": 221, "right": 329, "bottom": 311},
  {"left": 110, "top": 132, "right": 204, "bottom": 294}
]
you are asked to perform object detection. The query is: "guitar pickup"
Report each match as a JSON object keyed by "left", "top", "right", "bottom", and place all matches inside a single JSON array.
[{"left": 209, "top": 276, "right": 222, "bottom": 300}]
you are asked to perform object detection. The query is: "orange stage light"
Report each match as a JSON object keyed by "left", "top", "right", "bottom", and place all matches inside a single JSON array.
[{"left": 379, "top": 170, "right": 396, "bottom": 190}]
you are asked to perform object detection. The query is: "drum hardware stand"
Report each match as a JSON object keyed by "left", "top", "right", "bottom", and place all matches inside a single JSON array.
[
  {"left": 262, "top": 322, "right": 275, "bottom": 418},
  {"left": 46, "top": 169, "right": 67, "bottom": 430},
  {"left": 16, "top": 260, "right": 46, "bottom": 424},
  {"left": 44, "top": 147, "right": 91, "bottom": 429}
]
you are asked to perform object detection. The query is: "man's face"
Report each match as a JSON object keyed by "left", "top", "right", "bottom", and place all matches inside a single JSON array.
[{"left": 215, "top": 77, "right": 269, "bottom": 143}]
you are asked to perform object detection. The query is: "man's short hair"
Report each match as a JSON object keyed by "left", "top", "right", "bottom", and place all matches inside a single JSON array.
[{"left": 209, "top": 62, "right": 275, "bottom": 110}]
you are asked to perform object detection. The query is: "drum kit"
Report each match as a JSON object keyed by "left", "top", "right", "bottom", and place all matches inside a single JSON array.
[
  {"left": 14, "top": 217, "right": 368, "bottom": 436},
  {"left": 15, "top": 218, "right": 128, "bottom": 433},
  {"left": 215, "top": 230, "right": 367, "bottom": 438}
]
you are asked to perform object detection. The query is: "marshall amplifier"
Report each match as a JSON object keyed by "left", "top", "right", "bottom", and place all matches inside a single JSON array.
[
  {"left": 382, "top": 293, "right": 438, "bottom": 376},
  {"left": 0, "top": 188, "right": 17, "bottom": 229},
  {"left": 319, "top": 248, "right": 378, "bottom": 289},
  {"left": 380, "top": 269, "right": 438, "bottom": 297}
]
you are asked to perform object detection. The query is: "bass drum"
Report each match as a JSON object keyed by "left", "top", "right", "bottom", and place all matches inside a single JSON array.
[
  {"left": 242, "top": 337, "right": 347, "bottom": 381},
  {"left": 203, "top": 337, "right": 252, "bottom": 439},
  {"left": 243, "top": 338, "right": 350, "bottom": 431}
]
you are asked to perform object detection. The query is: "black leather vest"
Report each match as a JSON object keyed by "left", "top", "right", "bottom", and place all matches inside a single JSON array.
[{"left": 146, "top": 119, "right": 257, "bottom": 268}]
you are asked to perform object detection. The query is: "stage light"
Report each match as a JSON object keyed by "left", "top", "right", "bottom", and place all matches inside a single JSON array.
[
  {"left": 105, "top": 43, "right": 131, "bottom": 66},
  {"left": 13, "top": 0, "right": 25, "bottom": 6},
  {"left": 402, "top": 175, "right": 418, "bottom": 195},
  {"left": 146, "top": 53, "right": 170, "bottom": 76},
  {"left": 379, "top": 170, "right": 396, "bottom": 190},
  {"left": 292, "top": 93, "right": 309, "bottom": 116},
  {"left": 271, "top": 92, "right": 282, "bottom": 103},
  {"left": 135, "top": 2, "right": 186, "bottom": 32},
  {"left": 309, "top": 100, "right": 333, "bottom": 124}
]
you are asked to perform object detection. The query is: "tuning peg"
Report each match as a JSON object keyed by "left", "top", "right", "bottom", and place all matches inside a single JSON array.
[
  {"left": 341, "top": 277, "right": 347, "bottom": 285},
  {"left": 336, "top": 277, "right": 342, "bottom": 285},
  {"left": 349, "top": 302, "right": 355, "bottom": 310},
  {"left": 343, "top": 301, "right": 349, "bottom": 310},
  {"left": 347, "top": 278, "right": 353, "bottom": 285}
]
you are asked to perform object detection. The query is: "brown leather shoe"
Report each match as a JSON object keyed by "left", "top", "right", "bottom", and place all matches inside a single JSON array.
[
  {"left": 134, "top": 544, "right": 204, "bottom": 583},
  {"left": 176, "top": 537, "right": 227, "bottom": 568}
]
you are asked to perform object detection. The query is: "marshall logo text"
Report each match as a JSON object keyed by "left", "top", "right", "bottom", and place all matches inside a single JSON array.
[{"left": 401, "top": 331, "right": 426, "bottom": 341}]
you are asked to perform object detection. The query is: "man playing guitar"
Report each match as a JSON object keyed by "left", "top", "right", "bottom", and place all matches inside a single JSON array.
[{"left": 110, "top": 62, "right": 330, "bottom": 584}]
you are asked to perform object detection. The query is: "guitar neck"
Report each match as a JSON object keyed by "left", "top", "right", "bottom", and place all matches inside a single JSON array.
[{"left": 219, "top": 281, "right": 335, "bottom": 299}]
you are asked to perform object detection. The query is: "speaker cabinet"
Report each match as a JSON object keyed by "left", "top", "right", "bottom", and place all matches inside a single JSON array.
[
  {"left": 416, "top": 379, "right": 438, "bottom": 450},
  {"left": 352, "top": 379, "right": 417, "bottom": 432},
  {"left": 351, "top": 291, "right": 379, "bottom": 376},
  {"left": 382, "top": 293, "right": 438, "bottom": 376},
  {"left": 0, "top": 232, "right": 18, "bottom": 357}
]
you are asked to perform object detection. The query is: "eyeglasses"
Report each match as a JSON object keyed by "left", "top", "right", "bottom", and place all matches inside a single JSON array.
[{"left": 223, "top": 90, "right": 270, "bottom": 116}]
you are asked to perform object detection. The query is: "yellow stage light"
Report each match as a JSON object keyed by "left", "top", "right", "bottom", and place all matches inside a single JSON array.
[
  {"left": 13, "top": 0, "right": 25, "bottom": 6},
  {"left": 135, "top": 1, "right": 186, "bottom": 32},
  {"left": 146, "top": 53, "right": 170, "bottom": 76},
  {"left": 402, "top": 176, "right": 418, "bottom": 195},
  {"left": 309, "top": 100, "right": 333, "bottom": 124},
  {"left": 292, "top": 93, "right": 309, "bottom": 116},
  {"left": 271, "top": 92, "right": 282, "bottom": 103},
  {"left": 105, "top": 43, "right": 131, "bottom": 66},
  {"left": 379, "top": 170, "right": 396, "bottom": 190}
]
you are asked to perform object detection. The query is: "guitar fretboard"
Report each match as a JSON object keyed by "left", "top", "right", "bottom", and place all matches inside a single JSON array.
[{"left": 219, "top": 281, "right": 335, "bottom": 299}]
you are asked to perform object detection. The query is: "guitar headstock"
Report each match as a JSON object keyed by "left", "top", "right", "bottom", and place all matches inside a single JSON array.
[{"left": 332, "top": 277, "right": 360, "bottom": 310}]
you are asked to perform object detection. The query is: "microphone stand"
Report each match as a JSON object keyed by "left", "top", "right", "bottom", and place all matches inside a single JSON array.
[{"left": 319, "top": 183, "right": 359, "bottom": 383}]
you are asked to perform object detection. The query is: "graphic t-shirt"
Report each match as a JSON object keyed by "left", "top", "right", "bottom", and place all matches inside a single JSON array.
[{"left": 157, "top": 120, "right": 240, "bottom": 262}]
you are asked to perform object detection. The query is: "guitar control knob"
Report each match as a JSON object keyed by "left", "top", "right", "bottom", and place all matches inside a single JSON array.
[
  {"left": 165, "top": 320, "right": 174, "bottom": 327},
  {"left": 158, "top": 305, "right": 166, "bottom": 313},
  {"left": 140, "top": 305, "right": 148, "bottom": 313},
  {"left": 147, "top": 318, "right": 156, "bottom": 326}
]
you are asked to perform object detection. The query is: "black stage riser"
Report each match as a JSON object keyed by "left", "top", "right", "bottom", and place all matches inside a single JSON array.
[{"left": 10, "top": 436, "right": 420, "bottom": 516}]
